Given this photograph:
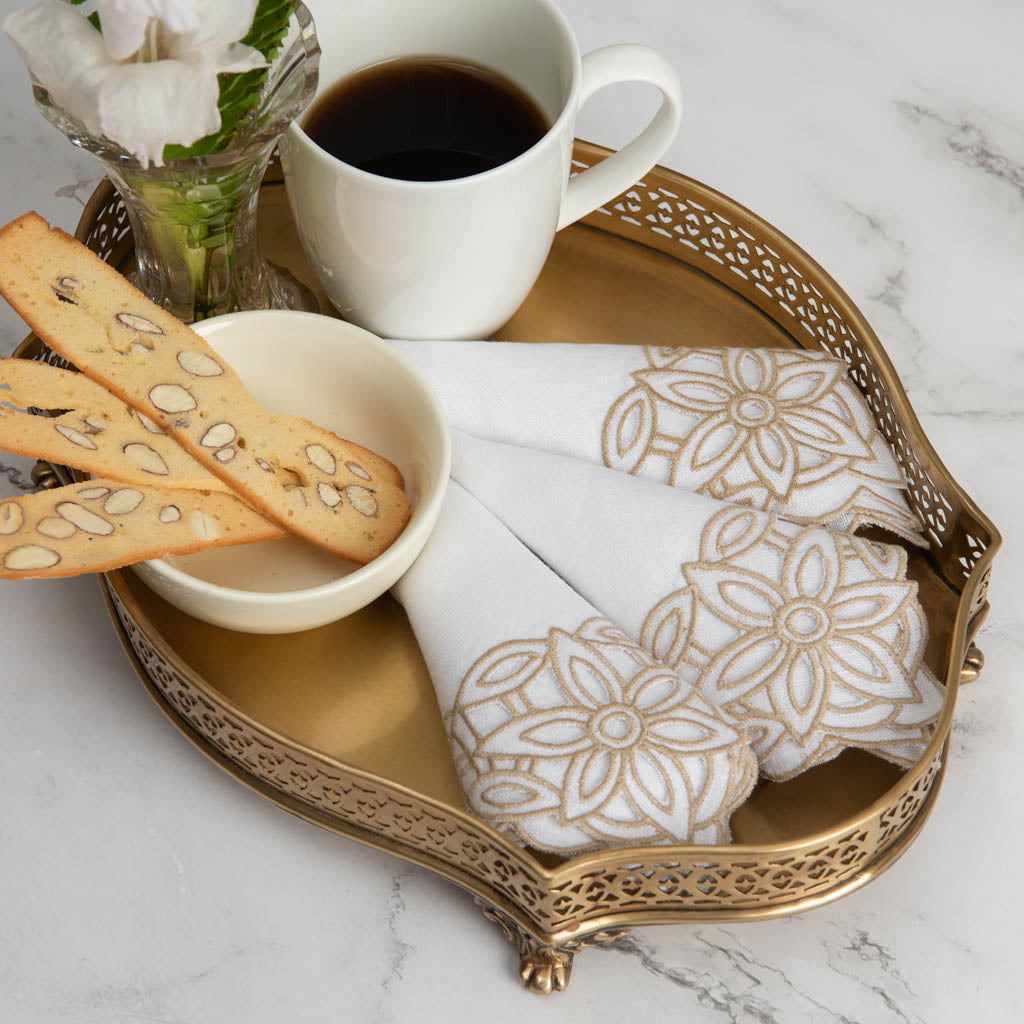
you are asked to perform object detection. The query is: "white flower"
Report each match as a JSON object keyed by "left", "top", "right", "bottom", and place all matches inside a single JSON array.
[{"left": 3, "top": 0, "right": 266, "bottom": 167}]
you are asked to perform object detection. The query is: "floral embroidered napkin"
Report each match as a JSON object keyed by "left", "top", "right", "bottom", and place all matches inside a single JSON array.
[
  {"left": 390, "top": 340, "right": 924, "bottom": 545},
  {"left": 447, "top": 431, "right": 943, "bottom": 782},
  {"left": 391, "top": 481, "right": 758, "bottom": 853}
]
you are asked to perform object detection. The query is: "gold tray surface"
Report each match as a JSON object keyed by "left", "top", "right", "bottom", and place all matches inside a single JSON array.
[{"left": 21, "top": 141, "right": 999, "bottom": 962}]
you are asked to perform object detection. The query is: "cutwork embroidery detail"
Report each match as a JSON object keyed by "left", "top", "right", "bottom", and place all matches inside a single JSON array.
[
  {"left": 642, "top": 507, "right": 942, "bottom": 780},
  {"left": 602, "top": 346, "right": 923, "bottom": 542},
  {"left": 448, "top": 618, "right": 757, "bottom": 853}
]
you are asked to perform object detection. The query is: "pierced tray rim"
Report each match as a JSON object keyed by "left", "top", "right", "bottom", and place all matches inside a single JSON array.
[{"left": 13, "top": 138, "right": 1001, "bottom": 950}]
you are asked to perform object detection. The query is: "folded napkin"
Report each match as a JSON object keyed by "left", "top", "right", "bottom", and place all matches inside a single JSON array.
[
  {"left": 448, "top": 431, "right": 943, "bottom": 782},
  {"left": 390, "top": 340, "right": 923, "bottom": 544},
  {"left": 391, "top": 481, "right": 757, "bottom": 853}
]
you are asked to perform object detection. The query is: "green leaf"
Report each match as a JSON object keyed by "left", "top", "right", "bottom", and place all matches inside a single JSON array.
[
  {"left": 161, "top": 0, "right": 295, "bottom": 162},
  {"left": 244, "top": 0, "right": 296, "bottom": 57}
]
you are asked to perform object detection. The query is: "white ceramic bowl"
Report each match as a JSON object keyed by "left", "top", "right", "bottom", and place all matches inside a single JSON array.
[{"left": 130, "top": 310, "right": 450, "bottom": 633}]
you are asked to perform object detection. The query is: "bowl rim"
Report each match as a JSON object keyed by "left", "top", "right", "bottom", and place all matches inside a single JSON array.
[{"left": 135, "top": 309, "right": 452, "bottom": 608}]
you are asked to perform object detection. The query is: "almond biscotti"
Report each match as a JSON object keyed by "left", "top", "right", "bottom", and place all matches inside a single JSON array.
[
  {"left": 0, "top": 477, "right": 285, "bottom": 580},
  {"left": 0, "top": 358, "right": 227, "bottom": 490},
  {"left": 0, "top": 213, "right": 410, "bottom": 565}
]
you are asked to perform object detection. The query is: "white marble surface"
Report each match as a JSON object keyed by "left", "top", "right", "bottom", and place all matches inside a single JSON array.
[{"left": 0, "top": 0, "right": 1019, "bottom": 1019}]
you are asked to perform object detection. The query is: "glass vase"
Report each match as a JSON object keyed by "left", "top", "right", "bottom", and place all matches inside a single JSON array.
[{"left": 31, "top": 2, "right": 321, "bottom": 324}]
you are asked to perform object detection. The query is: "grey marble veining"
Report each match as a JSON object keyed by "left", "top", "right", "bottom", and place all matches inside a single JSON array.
[
  {"left": 0, "top": 0, "right": 1019, "bottom": 1020},
  {"left": 0, "top": 455, "right": 33, "bottom": 494},
  {"left": 898, "top": 102, "right": 1024, "bottom": 202}
]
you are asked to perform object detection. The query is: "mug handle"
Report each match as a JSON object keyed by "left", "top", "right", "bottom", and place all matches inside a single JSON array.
[{"left": 557, "top": 44, "right": 684, "bottom": 231}]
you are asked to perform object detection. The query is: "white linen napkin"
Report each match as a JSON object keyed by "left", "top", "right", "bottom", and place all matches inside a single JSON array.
[
  {"left": 391, "top": 481, "right": 757, "bottom": 853},
  {"left": 448, "top": 430, "right": 943, "bottom": 782},
  {"left": 390, "top": 340, "right": 924, "bottom": 545}
]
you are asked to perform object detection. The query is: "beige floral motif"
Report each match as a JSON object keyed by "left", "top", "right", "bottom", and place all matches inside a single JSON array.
[
  {"left": 641, "top": 507, "right": 943, "bottom": 781},
  {"left": 692, "top": 530, "right": 916, "bottom": 735},
  {"left": 447, "top": 618, "right": 756, "bottom": 853},
  {"left": 603, "top": 346, "right": 923, "bottom": 543}
]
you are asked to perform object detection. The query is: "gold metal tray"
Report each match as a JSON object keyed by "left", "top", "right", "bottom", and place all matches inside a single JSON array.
[{"left": 16, "top": 141, "right": 1000, "bottom": 994}]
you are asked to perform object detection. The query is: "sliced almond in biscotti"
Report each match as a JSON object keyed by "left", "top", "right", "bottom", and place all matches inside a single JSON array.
[
  {"left": 0, "top": 213, "right": 410, "bottom": 565},
  {"left": 0, "top": 357, "right": 228, "bottom": 490},
  {"left": 0, "top": 477, "right": 285, "bottom": 580}
]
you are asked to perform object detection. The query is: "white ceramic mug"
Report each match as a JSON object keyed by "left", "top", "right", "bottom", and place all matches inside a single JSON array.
[{"left": 282, "top": 0, "right": 683, "bottom": 339}]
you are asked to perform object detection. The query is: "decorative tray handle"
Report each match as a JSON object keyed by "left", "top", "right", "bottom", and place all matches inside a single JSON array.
[
  {"left": 959, "top": 603, "right": 990, "bottom": 686},
  {"left": 960, "top": 641, "right": 986, "bottom": 685},
  {"left": 31, "top": 459, "right": 65, "bottom": 491}
]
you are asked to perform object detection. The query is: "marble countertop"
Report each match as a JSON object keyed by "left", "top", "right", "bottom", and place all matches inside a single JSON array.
[{"left": 0, "top": 1, "right": 1019, "bottom": 1019}]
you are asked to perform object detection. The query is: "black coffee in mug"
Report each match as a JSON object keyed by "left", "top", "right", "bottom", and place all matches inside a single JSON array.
[{"left": 303, "top": 56, "right": 550, "bottom": 181}]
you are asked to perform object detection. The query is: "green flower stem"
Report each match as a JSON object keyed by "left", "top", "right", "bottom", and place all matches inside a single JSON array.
[{"left": 117, "top": 151, "right": 270, "bottom": 321}]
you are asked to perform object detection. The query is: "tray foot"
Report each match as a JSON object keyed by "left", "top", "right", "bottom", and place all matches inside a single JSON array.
[
  {"left": 519, "top": 946, "right": 574, "bottom": 995},
  {"left": 475, "top": 898, "right": 628, "bottom": 994}
]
